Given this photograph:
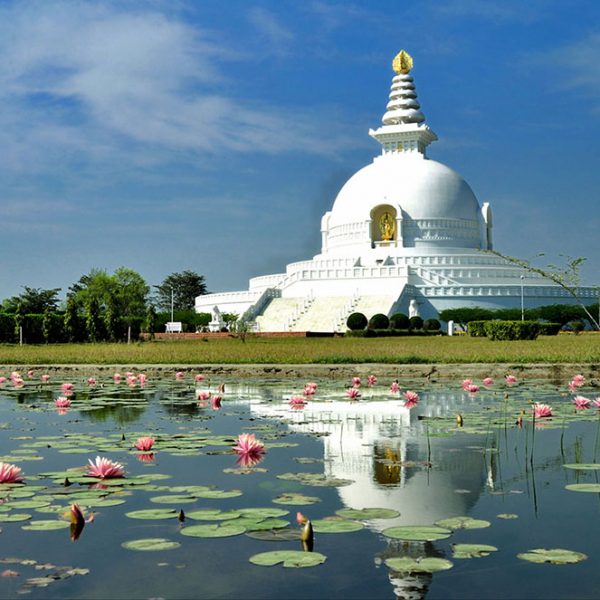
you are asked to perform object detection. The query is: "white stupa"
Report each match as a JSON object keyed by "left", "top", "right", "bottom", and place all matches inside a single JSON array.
[{"left": 196, "top": 50, "right": 595, "bottom": 331}]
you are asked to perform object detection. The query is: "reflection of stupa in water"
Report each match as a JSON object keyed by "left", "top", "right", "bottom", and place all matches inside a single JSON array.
[{"left": 233, "top": 384, "right": 492, "bottom": 528}]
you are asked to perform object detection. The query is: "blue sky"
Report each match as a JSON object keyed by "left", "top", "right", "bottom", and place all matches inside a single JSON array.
[{"left": 1, "top": 0, "right": 599, "bottom": 300}]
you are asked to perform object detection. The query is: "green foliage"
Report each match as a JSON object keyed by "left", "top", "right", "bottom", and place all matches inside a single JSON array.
[
  {"left": 439, "top": 307, "right": 494, "bottom": 328},
  {"left": 467, "top": 321, "right": 488, "bottom": 337},
  {"left": 155, "top": 271, "right": 207, "bottom": 312},
  {"left": 156, "top": 310, "right": 210, "bottom": 333},
  {"left": 14, "top": 302, "right": 24, "bottom": 338},
  {"left": 85, "top": 297, "right": 103, "bottom": 342},
  {"left": 64, "top": 296, "right": 84, "bottom": 342},
  {"left": 104, "top": 296, "right": 119, "bottom": 342},
  {"left": 221, "top": 313, "right": 239, "bottom": 326},
  {"left": 0, "top": 313, "right": 15, "bottom": 342},
  {"left": 346, "top": 312, "right": 368, "bottom": 331},
  {"left": 145, "top": 305, "right": 157, "bottom": 339},
  {"left": 537, "top": 304, "right": 586, "bottom": 325},
  {"left": 389, "top": 313, "right": 409, "bottom": 329},
  {"left": 409, "top": 316, "right": 424, "bottom": 331},
  {"left": 569, "top": 320, "right": 585, "bottom": 333},
  {"left": 483, "top": 320, "right": 540, "bottom": 341},
  {"left": 423, "top": 318, "right": 441, "bottom": 331},
  {"left": 368, "top": 313, "right": 390, "bottom": 329},
  {"left": 1, "top": 287, "right": 61, "bottom": 314},
  {"left": 538, "top": 322, "right": 562, "bottom": 336}
]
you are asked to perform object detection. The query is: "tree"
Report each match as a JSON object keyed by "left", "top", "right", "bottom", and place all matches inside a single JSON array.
[
  {"left": 145, "top": 305, "right": 157, "bottom": 340},
  {"left": 2, "top": 287, "right": 61, "bottom": 314},
  {"left": 85, "top": 297, "right": 103, "bottom": 342},
  {"left": 155, "top": 271, "right": 207, "bottom": 312},
  {"left": 64, "top": 296, "right": 83, "bottom": 342},
  {"left": 489, "top": 251, "right": 599, "bottom": 329}
]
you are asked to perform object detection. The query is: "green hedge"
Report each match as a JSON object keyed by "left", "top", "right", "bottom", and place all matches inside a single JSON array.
[
  {"left": 368, "top": 313, "right": 389, "bottom": 329},
  {"left": 423, "top": 318, "right": 441, "bottom": 332},
  {"left": 483, "top": 320, "right": 540, "bottom": 341},
  {"left": 389, "top": 313, "right": 409, "bottom": 329},
  {"left": 346, "top": 312, "right": 368, "bottom": 331},
  {"left": 467, "top": 321, "right": 488, "bottom": 337},
  {"left": 538, "top": 322, "right": 562, "bottom": 336},
  {"left": 345, "top": 329, "right": 443, "bottom": 338}
]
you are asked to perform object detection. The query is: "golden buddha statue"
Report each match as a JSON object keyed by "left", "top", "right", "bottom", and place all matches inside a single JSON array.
[{"left": 379, "top": 212, "right": 395, "bottom": 241}]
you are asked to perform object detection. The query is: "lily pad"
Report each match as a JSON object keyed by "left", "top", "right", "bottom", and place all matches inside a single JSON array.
[
  {"left": 335, "top": 508, "right": 400, "bottom": 520},
  {"left": 21, "top": 520, "right": 71, "bottom": 531},
  {"left": 517, "top": 548, "right": 587, "bottom": 564},
  {"left": 186, "top": 509, "right": 242, "bottom": 521},
  {"left": 272, "top": 493, "right": 321, "bottom": 506},
  {"left": 194, "top": 489, "right": 243, "bottom": 499},
  {"left": 382, "top": 525, "right": 452, "bottom": 542},
  {"left": 150, "top": 495, "right": 198, "bottom": 504},
  {"left": 125, "top": 509, "right": 179, "bottom": 520},
  {"left": 122, "top": 538, "right": 181, "bottom": 551},
  {"left": 276, "top": 472, "right": 353, "bottom": 487},
  {"left": 384, "top": 557, "right": 453, "bottom": 573},
  {"left": 239, "top": 508, "right": 289, "bottom": 519},
  {"left": 0, "top": 513, "right": 32, "bottom": 522},
  {"left": 312, "top": 518, "right": 364, "bottom": 533},
  {"left": 180, "top": 523, "right": 247, "bottom": 538},
  {"left": 249, "top": 550, "right": 327, "bottom": 568},
  {"left": 453, "top": 544, "right": 498, "bottom": 559},
  {"left": 563, "top": 464, "right": 600, "bottom": 470},
  {"left": 6, "top": 500, "right": 51, "bottom": 509},
  {"left": 497, "top": 513, "right": 519, "bottom": 520},
  {"left": 565, "top": 483, "right": 600, "bottom": 493},
  {"left": 435, "top": 516, "right": 491, "bottom": 530},
  {"left": 246, "top": 528, "right": 302, "bottom": 541}
]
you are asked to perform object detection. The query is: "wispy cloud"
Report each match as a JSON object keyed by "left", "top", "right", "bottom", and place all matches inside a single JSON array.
[
  {"left": 247, "top": 7, "right": 295, "bottom": 57},
  {"left": 431, "top": 0, "right": 552, "bottom": 23},
  {"left": 0, "top": 0, "right": 353, "bottom": 180}
]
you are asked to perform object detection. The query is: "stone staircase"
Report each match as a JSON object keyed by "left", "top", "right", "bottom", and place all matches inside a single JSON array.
[{"left": 255, "top": 298, "right": 306, "bottom": 332}]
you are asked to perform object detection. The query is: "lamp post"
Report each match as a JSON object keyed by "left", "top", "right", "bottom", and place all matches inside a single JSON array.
[
  {"left": 171, "top": 287, "right": 174, "bottom": 324},
  {"left": 520, "top": 275, "right": 525, "bottom": 321}
]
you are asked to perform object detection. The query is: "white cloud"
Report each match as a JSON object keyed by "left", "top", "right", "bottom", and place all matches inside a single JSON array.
[
  {"left": 247, "top": 7, "right": 295, "bottom": 57},
  {"left": 0, "top": 0, "right": 354, "bottom": 178},
  {"left": 431, "top": 0, "right": 551, "bottom": 22}
]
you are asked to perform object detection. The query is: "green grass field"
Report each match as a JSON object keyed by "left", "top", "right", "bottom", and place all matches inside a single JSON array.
[{"left": 0, "top": 334, "right": 598, "bottom": 365}]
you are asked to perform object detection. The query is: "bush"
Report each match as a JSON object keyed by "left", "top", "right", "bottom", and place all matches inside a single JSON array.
[
  {"left": 483, "top": 320, "right": 540, "bottom": 341},
  {"left": 538, "top": 322, "right": 562, "bottom": 336},
  {"left": 368, "top": 313, "right": 389, "bottom": 329},
  {"left": 423, "top": 318, "right": 440, "bottom": 332},
  {"left": 389, "top": 313, "right": 409, "bottom": 329},
  {"left": 0, "top": 313, "right": 15, "bottom": 342},
  {"left": 568, "top": 320, "right": 585, "bottom": 334},
  {"left": 346, "top": 312, "right": 368, "bottom": 331},
  {"left": 409, "top": 316, "right": 423, "bottom": 331},
  {"left": 467, "top": 321, "right": 488, "bottom": 337}
]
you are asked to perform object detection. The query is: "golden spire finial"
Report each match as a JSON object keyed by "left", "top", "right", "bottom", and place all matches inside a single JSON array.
[{"left": 392, "top": 50, "right": 413, "bottom": 74}]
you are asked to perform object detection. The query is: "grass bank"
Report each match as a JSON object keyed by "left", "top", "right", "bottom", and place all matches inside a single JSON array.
[{"left": 0, "top": 334, "right": 598, "bottom": 365}]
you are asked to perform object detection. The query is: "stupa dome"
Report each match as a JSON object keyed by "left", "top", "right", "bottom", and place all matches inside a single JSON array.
[{"left": 329, "top": 153, "right": 481, "bottom": 226}]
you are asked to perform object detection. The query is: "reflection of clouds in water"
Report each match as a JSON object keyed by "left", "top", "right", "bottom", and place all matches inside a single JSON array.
[{"left": 235, "top": 386, "right": 490, "bottom": 529}]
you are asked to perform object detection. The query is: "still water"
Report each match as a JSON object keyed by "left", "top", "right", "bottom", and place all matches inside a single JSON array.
[{"left": 0, "top": 374, "right": 599, "bottom": 599}]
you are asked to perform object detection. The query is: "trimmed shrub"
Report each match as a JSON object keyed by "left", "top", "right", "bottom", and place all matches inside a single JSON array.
[
  {"left": 467, "top": 321, "right": 488, "bottom": 337},
  {"left": 423, "top": 318, "right": 441, "bottom": 332},
  {"left": 389, "top": 313, "right": 409, "bottom": 329},
  {"left": 538, "top": 322, "right": 562, "bottom": 336},
  {"left": 368, "top": 313, "right": 389, "bottom": 330},
  {"left": 483, "top": 320, "right": 540, "bottom": 341},
  {"left": 568, "top": 320, "right": 585, "bottom": 334},
  {"left": 346, "top": 312, "right": 368, "bottom": 331},
  {"left": 409, "top": 316, "right": 423, "bottom": 331},
  {"left": 0, "top": 313, "right": 15, "bottom": 342}
]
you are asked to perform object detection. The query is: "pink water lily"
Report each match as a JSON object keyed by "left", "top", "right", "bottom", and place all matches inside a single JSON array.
[
  {"left": 61, "top": 382, "right": 74, "bottom": 393},
  {"left": 54, "top": 397, "right": 71, "bottom": 408},
  {"left": 197, "top": 390, "right": 211, "bottom": 401},
  {"left": 194, "top": 373, "right": 205, "bottom": 382},
  {"left": 175, "top": 371, "right": 185, "bottom": 380},
  {"left": 390, "top": 381, "right": 399, "bottom": 393},
  {"left": 367, "top": 375, "right": 377, "bottom": 386},
  {"left": 27, "top": 370, "right": 34, "bottom": 378},
  {"left": 233, "top": 433, "right": 265, "bottom": 463},
  {"left": 86, "top": 456, "right": 125, "bottom": 479},
  {"left": 403, "top": 390, "right": 419, "bottom": 409},
  {"left": 134, "top": 437, "right": 155, "bottom": 451},
  {"left": 305, "top": 382, "right": 318, "bottom": 391},
  {"left": 573, "top": 396, "right": 591, "bottom": 410},
  {"left": 211, "top": 395, "right": 222, "bottom": 410},
  {"left": 87, "top": 377, "right": 97, "bottom": 385},
  {"left": 0, "top": 377, "right": 6, "bottom": 384},
  {"left": 465, "top": 384, "right": 479, "bottom": 394},
  {"left": 483, "top": 377, "right": 494, "bottom": 386},
  {"left": 41, "top": 374, "right": 50, "bottom": 383},
  {"left": 113, "top": 373, "right": 121, "bottom": 383},
  {"left": 303, "top": 385, "right": 316, "bottom": 396},
  {"left": 505, "top": 375, "right": 518, "bottom": 384},
  {"left": 0, "top": 462, "right": 24, "bottom": 484},
  {"left": 461, "top": 379, "right": 473, "bottom": 391},
  {"left": 289, "top": 396, "right": 308, "bottom": 409},
  {"left": 568, "top": 381, "right": 579, "bottom": 392},
  {"left": 572, "top": 374, "right": 585, "bottom": 386},
  {"left": 139, "top": 373, "right": 147, "bottom": 385},
  {"left": 352, "top": 377, "right": 361, "bottom": 387},
  {"left": 533, "top": 403, "right": 553, "bottom": 418},
  {"left": 346, "top": 387, "right": 361, "bottom": 399}
]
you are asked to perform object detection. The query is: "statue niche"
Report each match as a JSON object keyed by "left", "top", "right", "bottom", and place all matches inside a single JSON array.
[{"left": 370, "top": 204, "right": 398, "bottom": 247}]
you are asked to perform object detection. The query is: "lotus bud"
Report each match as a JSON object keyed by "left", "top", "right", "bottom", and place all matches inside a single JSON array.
[
  {"left": 456, "top": 414, "right": 463, "bottom": 427},
  {"left": 178, "top": 509, "right": 185, "bottom": 522}
]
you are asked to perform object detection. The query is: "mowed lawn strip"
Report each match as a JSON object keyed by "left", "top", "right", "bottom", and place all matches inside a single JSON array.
[{"left": 0, "top": 334, "right": 598, "bottom": 364}]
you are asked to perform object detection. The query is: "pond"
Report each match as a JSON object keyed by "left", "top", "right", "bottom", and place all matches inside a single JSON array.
[{"left": 0, "top": 371, "right": 599, "bottom": 599}]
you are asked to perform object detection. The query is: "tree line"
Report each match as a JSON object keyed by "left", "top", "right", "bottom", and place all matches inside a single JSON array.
[{"left": 0, "top": 268, "right": 210, "bottom": 343}]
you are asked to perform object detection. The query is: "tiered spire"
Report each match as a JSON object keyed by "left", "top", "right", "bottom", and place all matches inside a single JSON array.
[{"left": 369, "top": 50, "right": 437, "bottom": 156}]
